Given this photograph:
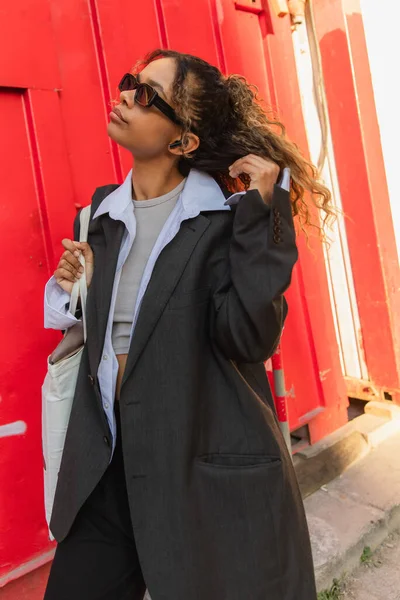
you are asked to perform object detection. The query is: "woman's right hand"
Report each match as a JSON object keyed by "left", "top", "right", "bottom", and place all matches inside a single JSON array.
[{"left": 54, "top": 239, "right": 94, "bottom": 294}]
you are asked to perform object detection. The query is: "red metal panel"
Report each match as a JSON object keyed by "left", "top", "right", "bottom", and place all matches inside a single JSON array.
[
  {"left": 232, "top": 8, "right": 272, "bottom": 105},
  {"left": 161, "top": 0, "right": 222, "bottom": 67},
  {"left": 0, "top": 3, "right": 60, "bottom": 89},
  {"left": 27, "top": 89, "right": 78, "bottom": 266},
  {"left": 313, "top": 0, "right": 400, "bottom": 397},
  {"left": 47, "top": 0, "right": 118, "bottom": 200},
  {"left": 280, "top": 275, "right": 326, "bottom": 430},
  {"left": 219, "top": 0, "right": 246, "bottom": 74},
  {"left": 93, "top": 0, "right": 164, "bottom": 177},
  {"left": 235, "top": 0, "right": 263, "bottom": 12},
  {"left": 345, "top": 2, "right": 400, "bottom": 397},
  {"left": 263, "top": 4, "right": 349, "bottom": 441},
  {"left": 0, "top": 91, "right": 55, "bottom": 581},
  {"left": 217, "top": 1, "right": 273, "bottom": 115}
]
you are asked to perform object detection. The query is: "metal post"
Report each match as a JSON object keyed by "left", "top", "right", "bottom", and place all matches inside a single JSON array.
[{"left": 271, "top": 345, "right": 292, "bottom": 454}]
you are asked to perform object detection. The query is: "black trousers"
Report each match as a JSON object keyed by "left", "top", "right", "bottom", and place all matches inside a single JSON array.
[{"left": 43, "top": 401, "right": 147, "bottom": 600}]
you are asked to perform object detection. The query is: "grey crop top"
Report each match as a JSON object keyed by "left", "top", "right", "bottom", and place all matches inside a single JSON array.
[{"left": 112, "top": 178, "right": 187, "bottom": 354}]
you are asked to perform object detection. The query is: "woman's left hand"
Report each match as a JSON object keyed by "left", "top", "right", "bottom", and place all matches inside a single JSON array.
[{"left": 229, "top": 154, "right": 280, "bottom": 204}]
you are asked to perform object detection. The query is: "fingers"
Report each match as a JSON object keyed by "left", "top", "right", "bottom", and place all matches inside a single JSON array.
[
  {"left": 231, "top": 154, "right": 272, "bottom": 169},
  {"left": 60, "top": 248, "right": 82, "bottom": 270},
  {"left": 55, "top": 260, "right": 83, "bottom": 281},
  {"left": 229, "top": 159, "right": 259, "bottom": 179},
  {"left": 59, "top": 257, "right": 83, "bottom": 277},
  {"left": 229, "top": 154, "right": 279, "bottom": 179},
  {"left": 54, "top": 267, "right": 81, "bottom": 285},
  {"left": 73, "top": 241, "right": 94, "bottom": 263},
  {"left": 58, "top": 239, "right": 85, "bottom": 282},
  {"left": 231, "top": 154, "right": 266, "bottom": 170},
  {"left": 62, "top": 238, "right": 80, "bottom": 258},
  {"left": 228, "top": 154, "right": 280, "bottom": 204}
]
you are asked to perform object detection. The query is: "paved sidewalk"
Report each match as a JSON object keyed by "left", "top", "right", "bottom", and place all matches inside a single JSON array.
[
  {"left": 306, "top": 432, "right": 400, "bottom": 592},
  {"left": 342, "top": 531, "right": 400, "bottom": 600}
]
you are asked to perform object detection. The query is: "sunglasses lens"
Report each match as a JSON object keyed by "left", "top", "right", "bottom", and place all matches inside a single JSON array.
[
  {"left": 118, "top": 74, "right": 136, "bottom": 92},
  {"left": 135, "top": 84, "right": 154, "bottom": 107},
  {"left": 117, "top": 75, "right": 177, "bottom": 122}
]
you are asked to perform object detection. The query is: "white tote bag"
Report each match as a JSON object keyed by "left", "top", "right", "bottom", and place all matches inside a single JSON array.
[{"left": 41, "top": 206, "right": 91, "bottom": 540}]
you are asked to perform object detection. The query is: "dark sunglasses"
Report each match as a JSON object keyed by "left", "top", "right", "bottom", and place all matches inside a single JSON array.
[{"left": 118, "top": 73, "right": 181, "bottom": 125}]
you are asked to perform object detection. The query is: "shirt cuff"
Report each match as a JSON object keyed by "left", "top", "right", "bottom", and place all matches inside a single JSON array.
[
  {"left": 44, "top": 275, "right": 80, "bottom": 330},
  {"left": 224, "top": 167, "right": 291, "bottom": 206}
]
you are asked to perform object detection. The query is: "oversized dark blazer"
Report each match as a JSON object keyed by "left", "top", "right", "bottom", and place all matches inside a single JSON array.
[{"left": 49, "top": 181, "right": 317, "bottom": 599}]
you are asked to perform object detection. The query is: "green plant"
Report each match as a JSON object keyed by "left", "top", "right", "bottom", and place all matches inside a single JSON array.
[
  {"left": 360, "top": 546, "right": 373, "bottom": 564},
  {"left": 317, "top": 578, "right": 343, "bottom": 600}
]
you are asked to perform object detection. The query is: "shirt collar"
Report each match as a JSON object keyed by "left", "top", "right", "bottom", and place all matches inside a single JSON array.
[
  {"left": 92, "top": 171, "right": 133, "bottom": 220},
  {"left": 92, "top": 166, "right": 291, "bottom": 220},
  {"left": 92, "top": 168, "right": 232, "bottom": 221}
]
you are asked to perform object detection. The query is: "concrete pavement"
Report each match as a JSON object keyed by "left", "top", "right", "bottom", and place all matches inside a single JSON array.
[
  {"left": 342, "top": 531, "right": 400, "bottom": 600},
  {"left": 307, "top": 431, "right": 400, "bottom": 592}
]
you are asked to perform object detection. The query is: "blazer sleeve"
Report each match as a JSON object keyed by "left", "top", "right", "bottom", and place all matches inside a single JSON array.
[{"left": 211, "top": 185, "right": 298, "bottom": 363}]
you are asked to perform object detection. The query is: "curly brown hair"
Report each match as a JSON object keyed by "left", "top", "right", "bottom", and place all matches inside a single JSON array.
[{"left": 130, "top": 49, "right": 336, "bottom": 238}]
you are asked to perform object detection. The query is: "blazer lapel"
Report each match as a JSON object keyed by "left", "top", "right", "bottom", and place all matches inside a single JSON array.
[
  {"left": 86, "top": 215, "right": 125, "bottom": 378},
  {"left": 121, "top": 214, "right": 210, "bottom": 390}
]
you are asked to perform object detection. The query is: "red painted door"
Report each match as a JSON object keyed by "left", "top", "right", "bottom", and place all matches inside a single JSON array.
[
  {"left": 0, "top": 89, "right": 55, "bottom": 578},
  {"left": 0, "top": 1, "right": 78, "bottom": 584}
]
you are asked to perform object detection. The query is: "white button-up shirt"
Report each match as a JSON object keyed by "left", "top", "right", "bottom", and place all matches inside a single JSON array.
[{"left": 44, "top": 167, "right": 290, "bottom": 461}]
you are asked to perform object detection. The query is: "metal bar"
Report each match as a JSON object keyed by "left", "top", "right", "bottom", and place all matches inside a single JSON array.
[{"left": 271, "top": 345, "right": 292, "bottom": 453}]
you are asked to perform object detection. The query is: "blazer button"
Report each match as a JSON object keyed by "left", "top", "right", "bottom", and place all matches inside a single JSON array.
[
  {"left": 273, "top": 225, "right": 282, "bottom": 234},
  {"left": 88, "top": 375, "right": 95, "bottom": 385},
  {"left": 273, "top": 234, "right": 282, "bottom": 244},
  {"left": 103, "top": 436, "right": 110, "bottom": 446},
  {"left": 273, "top": 207, "right": 280, "bottom": 216}
]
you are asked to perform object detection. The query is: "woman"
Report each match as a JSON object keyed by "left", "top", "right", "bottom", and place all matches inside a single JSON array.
[{"left": 43, "top": 49, "right": 331, "bottom": 600}]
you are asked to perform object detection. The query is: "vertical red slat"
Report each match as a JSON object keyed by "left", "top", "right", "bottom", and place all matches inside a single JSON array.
[
  {"left": 218, "top": 0, "right": 246, "bottom": 74},
  {"left": 27, "top": 89, "right": 78, "bottom": 268},
  {"left": 265, "top": 6, "right": 348, "bottom": 441},
  {"left": 0, "top": 91, "right": 56, "bottom": 581},
  {"left": 23, "top": 92, "right": 55, "bottom": 273},
  {"left": 47, "top": 0, "right": 117, "bottom": 202},
  {"left": 232, "top": 9, "right": 271, "bottom": 105},
  {"left": 210, "top": 0, "right": 227, "bottom": 73},
  {"left": 160, "top": 0, "right": 222, "bottom": 67},
  {"left": 88, "top": 0, "right": 123, "bottom": 183},
  {"left": 155, "top": 0, "right": 169, "bottom": 48},
  {"left": 95, "top": 0, "right": 165, "bottom": 176},
  {"left": 345, "top": 1, "right": 400, "bottom": 396},
  {"left": 313, "top": 0, "right": 400, "bottom": 394}
]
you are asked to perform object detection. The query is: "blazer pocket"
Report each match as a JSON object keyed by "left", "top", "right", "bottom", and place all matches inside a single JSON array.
[
  {"left": 195, "top": 453, "right": 281, "bottom": 469},
  {"left": 168, "top": 287, "right": 211, "bottom": 310}
]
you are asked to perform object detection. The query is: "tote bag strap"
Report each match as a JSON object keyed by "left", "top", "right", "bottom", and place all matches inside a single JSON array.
[{"left": 69, "top": 206, "right": 91, "bottom": 340}]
